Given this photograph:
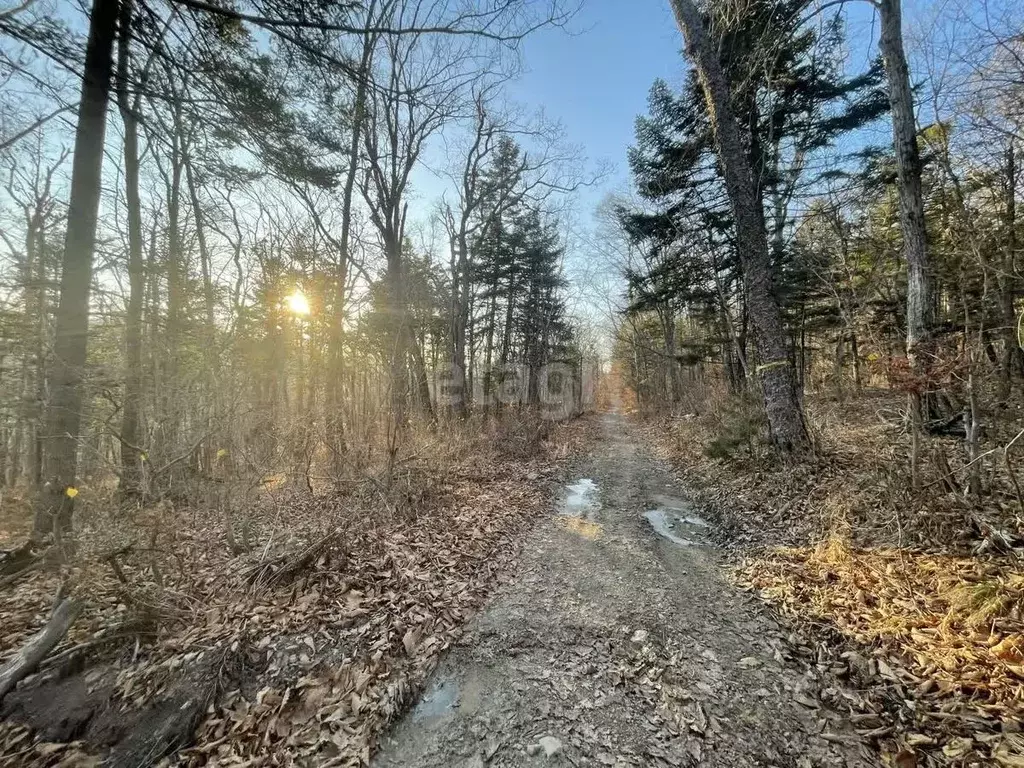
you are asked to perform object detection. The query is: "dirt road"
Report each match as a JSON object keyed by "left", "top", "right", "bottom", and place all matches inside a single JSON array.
[{"left": 373, "top": 412, "right": 872, "bottom": 767}]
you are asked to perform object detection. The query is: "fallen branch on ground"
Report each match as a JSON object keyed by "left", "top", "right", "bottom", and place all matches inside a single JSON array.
[
  {"left": 0, "top": 540, "right": 39, "bottom": 576},
  {"left": 39, "top": 615, "right": 158, "bottom": 673},
  {"left": 245, "top": 529, "right": 344, "bottom": 590},
  {"left": 0, "top": 596, "right": 82, "bottom": 701}
]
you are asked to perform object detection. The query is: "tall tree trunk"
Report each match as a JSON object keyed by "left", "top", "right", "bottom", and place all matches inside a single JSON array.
[
  {"left": 184, "top": 151, "right": 219, "bottom": 474},
  {"left": 10, "top": 206, "right": 43, "bottom": 486},
  {"left": 145, "top": 215, "right": 161, "bottom": 427},
  {"left": 159, "top": 98, "right": 186, "bottom": 471},
  {"left": 498, "top": 281, "right": 520, "bottom": 410},
  {"left": 482, "top": 291, "right": 497, "bottom": 416},
  {"left": 669, "top": 0, "right": 809, "bottom": 454},
  {"left": 466, "top": 289, "right": 476, "bottom": 409},
  {"left": 449, "top": 229, "right": 472, "bottom": 417},
  {"left": 165, "top": 110, "right": 185, "bottom": 366},
  {"left": 877, "top": 0, "right": 935, "bottom": 419},
  {"left": 384, "top": 234, "right": 408, "bottom": 435},
  {"left": 31, "top": 216, "right": 47, "bottom": 487},
  {"left": 1001, "top": 139, "right": 1019, "bottom": 398},
  {"left": 408, "top": 326, "right": 434, "bottom": 420},
  {"left": 36, "top": 0, "right": 120, "bottom": 537},
  {"left": 184, "top": 157, "right": 216, "bottom": 350},
  {"left": 329, "top": 13, "right": 376, "bottom": 453},
  {"left": 116, "top": 0, "right": 145, "bottom": 497},
  {"left": 661, "top": 305, "right": 680, "bottom": 403},
  {"left": 850, "top": 332, "right": 863, "bottom": 391},
  {"left": 499, "top": 284, "right": 518, "bottom": 369}
]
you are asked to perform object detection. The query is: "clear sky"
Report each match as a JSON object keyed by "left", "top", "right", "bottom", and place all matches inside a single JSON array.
[
  {"left": 505, "top": 1, "right": 688, "bottom": 211},
  {"left": 492, "top": 1, "right": 924, "bottom": 214},
  {"left": 407, "top": 1, "right": 690, "bottom": 239}
]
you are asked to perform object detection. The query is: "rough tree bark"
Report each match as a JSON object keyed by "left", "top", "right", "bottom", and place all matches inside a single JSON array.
[
  {"left": 877, "top": 0, "right": 936, "bottom": 418},
  {"left": 37, "top": 0, "right": 120, "bottom": 536},
  {"left": 669, "top": 0, "right": 809, "bottom": 454}
]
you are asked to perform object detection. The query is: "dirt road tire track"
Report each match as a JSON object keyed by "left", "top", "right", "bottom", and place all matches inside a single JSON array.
[{"left": 373, "top": 412, "right": 872, "bottom": 768}]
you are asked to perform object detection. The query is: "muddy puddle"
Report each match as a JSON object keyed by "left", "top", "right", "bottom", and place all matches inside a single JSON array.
[
  {"left": 556, "top": 478, "right": 604, "bottom": 539},
  {"left": 410, "top": 678, "right": 458, "bottom": 722},
  {"left": 643, "top": 495, "right": 709, "bottom": 546},
  {"left": 561, "top": 478, "right": 600, "bottom": 519}
]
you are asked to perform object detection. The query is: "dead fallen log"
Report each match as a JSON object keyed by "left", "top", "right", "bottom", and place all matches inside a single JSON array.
[
  {"left": 0, "top": 540, "right": 37, "bottom": 576},
  {"left": 0, "top": 597, "right": 82, "bottom": 701},
  {"left": 0, "top": 540, "right": 49, "bottom": 588}
]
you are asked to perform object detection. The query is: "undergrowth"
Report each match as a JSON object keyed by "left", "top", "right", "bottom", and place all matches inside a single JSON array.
[
  {"left": 738, "top": 538, "right": 1024, "bottom": 767},
  {"left": 0, "top": 413, "right": 586, "bottom": 766},
  {"left": 640, "top": 387, "right": 1024, "bottom": 767}
]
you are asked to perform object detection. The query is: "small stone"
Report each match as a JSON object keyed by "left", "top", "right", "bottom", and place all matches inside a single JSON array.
[
  {"left": 630, "top": 629, "right": 649, "bottom": 644},
  {"left": 538, "top": 736, "right": 563, "bottom": 757}
]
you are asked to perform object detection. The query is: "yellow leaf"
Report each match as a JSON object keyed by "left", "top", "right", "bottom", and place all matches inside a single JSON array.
[
  {"left": 65, "top": 487, "right": 79, "bottom": 498},
  {"left": 216, "top": 448, "right": 229, "bottom": 459}
]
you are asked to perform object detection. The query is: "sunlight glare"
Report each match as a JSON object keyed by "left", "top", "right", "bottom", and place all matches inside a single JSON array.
[{"left": 286, "top": 289, "right": 310, "bottom": 316}]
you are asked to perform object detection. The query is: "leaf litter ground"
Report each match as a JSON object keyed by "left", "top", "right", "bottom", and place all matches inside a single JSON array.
[
  {"left": 646, "top": 392, "right": 1024, "bottom": 768},
  {"left": 0, "top": 420, "right": 587, "bottom": 766},
  {"left": 373, "top": 411, "right": 874, "bottom": 767}
]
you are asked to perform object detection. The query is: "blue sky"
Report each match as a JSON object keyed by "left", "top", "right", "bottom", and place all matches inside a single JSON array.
[
  {"left": 504, "top": 1, "right": 687, "bottom": 209},
  {"left": 406, "top": 1, "right": 689, "bottom": 243},
  {"left": 491, "top": 1, "right": 898, "bottom": 215}
]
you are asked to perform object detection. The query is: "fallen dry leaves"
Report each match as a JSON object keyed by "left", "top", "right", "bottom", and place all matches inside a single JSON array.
[
  {"left": 0, "top": 418, "right": 587, "bottom": 766},
  {"left": 640, "top": 391, "right": 1024, "bottom": 767},
  {"left": 738, "top": 540, "right": 1024, "bottom": 766}
]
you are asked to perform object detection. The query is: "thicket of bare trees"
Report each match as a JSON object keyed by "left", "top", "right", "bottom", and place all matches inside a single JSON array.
[{"left": 0, "top": 0, "right": 592, "bottom": 537}]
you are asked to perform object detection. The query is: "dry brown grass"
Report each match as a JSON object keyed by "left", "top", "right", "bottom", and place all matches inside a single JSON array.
[
  {"left": 640, "top": 385, "right": 1024, "bottom": 766},
  {"left": 738, "top": 540, "right": 1024, "bottom": 766}
]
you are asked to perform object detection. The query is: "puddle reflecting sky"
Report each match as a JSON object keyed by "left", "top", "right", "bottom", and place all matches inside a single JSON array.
[
  {"left": 562, "top": 478, "right": 599, "bottom": 517},
  {"left": 643, "top": 505, "right": 709, "bottom": 546},
  {"left": 411, "top": 678, "right": 458, "bottom": 721}
]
